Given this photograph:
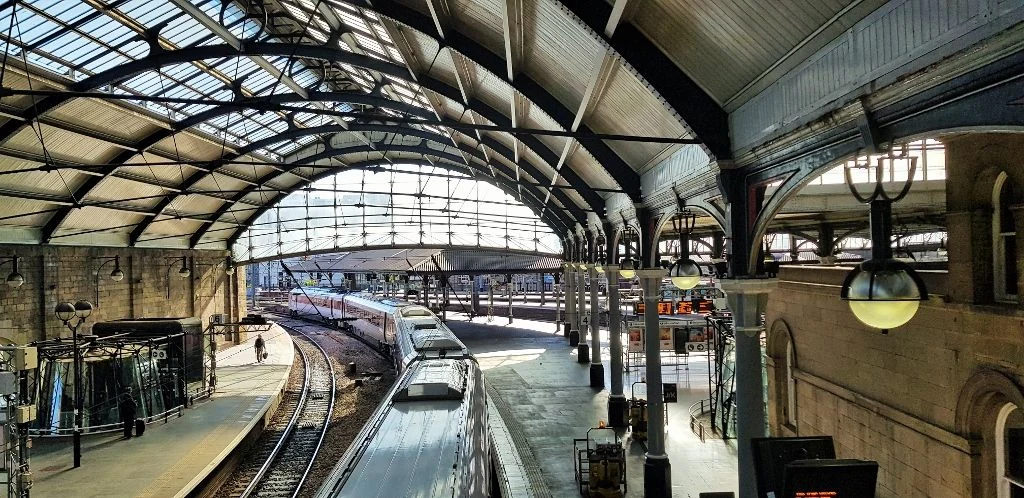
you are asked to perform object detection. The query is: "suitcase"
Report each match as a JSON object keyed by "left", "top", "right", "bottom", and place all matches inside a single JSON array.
[{"left": 135, "top": 418, "right": 145, "bottom": 436}]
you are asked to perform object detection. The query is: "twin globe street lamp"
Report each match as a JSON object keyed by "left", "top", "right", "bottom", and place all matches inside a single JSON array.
[{"left": 54, "top": 299, "right": 93, "bottom": 468}]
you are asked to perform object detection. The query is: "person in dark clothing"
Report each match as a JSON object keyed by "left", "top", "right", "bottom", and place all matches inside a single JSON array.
[
  {"left": 120, "top": 387, "right": 137, "bottom": 439},
  {"left": 255, "top": 334, "right": 266, "bottom": 363}
]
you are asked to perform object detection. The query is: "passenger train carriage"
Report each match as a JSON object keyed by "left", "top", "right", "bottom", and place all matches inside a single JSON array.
[{"left": 290, "top": 288, "right": 491, "bottom": 498}]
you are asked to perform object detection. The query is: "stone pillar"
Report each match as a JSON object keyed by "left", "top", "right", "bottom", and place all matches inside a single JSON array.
[
  {"left": 589, "top": 264, "right": 604, "bottom": 387},
  {"left": 721, "top": 278, "right": 776, "bottom": 498},
  {"left": 638, "top": 268, "right": 670, "bottom": 497},
  {"left": 577, "top": 266, "right": 586, "bottom": 342},
  {"left": 605, "top": 265, "right": 626, "bottom": 427},
  {"left": 567, "top": 266, "right": 579, "bottom": 344},
  {"left": 577, "top": 264, "right": 593, "bottom": 362}
]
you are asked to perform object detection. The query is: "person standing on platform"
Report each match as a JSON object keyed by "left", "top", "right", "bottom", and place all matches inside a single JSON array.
[
  {"left": 120, "top": 387, "right": 137, "bottom": 439},
  {"left": 255, "top": 334, "right": 266, "bottom": 364}
]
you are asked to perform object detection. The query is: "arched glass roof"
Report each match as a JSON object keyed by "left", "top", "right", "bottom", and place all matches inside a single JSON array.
[{"left": 234, "top": 164, "right": 561, "bottom": 262}]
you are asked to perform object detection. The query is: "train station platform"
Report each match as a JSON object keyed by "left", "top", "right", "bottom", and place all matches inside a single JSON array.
[
  {"left": 447, "top": 315, "right": 738, "bottom": 497},
  {"left": 29, "top": 324, "right": 294, "bottom": 498}
]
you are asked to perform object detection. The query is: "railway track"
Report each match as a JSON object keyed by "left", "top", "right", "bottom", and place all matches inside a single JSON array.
[{"left": 230, "top": 323, "right": 336, "bottom": 498}]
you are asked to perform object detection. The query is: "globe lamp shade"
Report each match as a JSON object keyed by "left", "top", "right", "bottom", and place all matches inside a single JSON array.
[
  {"left": 225, "top": 265, "right": 235, "bottom": 275},
  {"left": 54, "top": 302, "right": 76, "bottom": 322},
  {"left": 178, "top": 266, "right": 191, "bottom": 278},
  {"left": 73, "top": 300, "right": 93, "bottom": 319},
  {"left": 841, "top": 259, "right": 926, "bottom": 331},
  {"left": 5, "top": 271, "right": 24, "bottom": 288},
  {"left": 669, "top": 259, "right": 701, "bottom": 290},
  {"left": 619, "top": 257, "right": 637, "bottom": 279},
  {"left": 110, "top": 268, "right": 125, "bottom": 281}
]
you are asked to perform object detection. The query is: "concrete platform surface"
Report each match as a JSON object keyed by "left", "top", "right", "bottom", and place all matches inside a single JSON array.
[
  {"left": 448, "top": 314, "right": 738, "bottom": 498},
  {"left": 30, "top": 324, "right": 294, "bottom": 498}
]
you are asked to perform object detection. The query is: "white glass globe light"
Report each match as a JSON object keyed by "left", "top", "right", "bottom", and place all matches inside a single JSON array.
[
  {"left": 110, "top": 268, "right": 125, "bottom": 281},
  {"left": 669, "top": 259, "right": 701, "bottom": 290},
  {"left": 6, "top": 272, "right": 24, "bottom": 288},
  {"left": 844, "top": 266, "right": 922, "bottom": 329}
]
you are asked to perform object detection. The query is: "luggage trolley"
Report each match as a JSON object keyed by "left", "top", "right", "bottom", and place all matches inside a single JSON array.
[
  {"left": 628, "top": 381, "right": 669, "bottom": 443},
  {"left": 573, "top": 424, "right": 626, "bottom": 497}
]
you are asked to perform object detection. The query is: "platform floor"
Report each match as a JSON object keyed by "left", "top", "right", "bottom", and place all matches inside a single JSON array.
[
  {"left": 30, "top": 325, "right": 294, "bottom": 498},
  {"left": 448, "top": 315, "right": 738, "bottom": 498}
]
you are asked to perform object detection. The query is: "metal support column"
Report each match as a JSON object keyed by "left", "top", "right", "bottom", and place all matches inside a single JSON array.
[
  {"left": 471, "top": 277, "right": 481, "bottom": 319},
  {"left": 507, "top": 274, "right": 514, "bottom": 324},
  {"left": 567, "top": 266, "right": 579, "bottom": 344},
  {"left": 539, "top": 273, "right": 546, "bottom": 305},
  {"left": 606, "top": 265, "right": 626, "bottom": 427},
  {"left": 589, "top": 264, "right": 604, "bottom": 387},
  {"left": 721, "top": 279, "right": 776, "bottom": 498},
  {"left": 638, "top": 268, "right": 670, "bottom": 497}
]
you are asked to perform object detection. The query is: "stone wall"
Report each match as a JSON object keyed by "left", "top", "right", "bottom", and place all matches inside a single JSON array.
[
  {"left": 0, "top": 244, "right": 245, "bottom": 344},
  {"left": 765, "top": 265, "right": 1024, "bottom": 497}
]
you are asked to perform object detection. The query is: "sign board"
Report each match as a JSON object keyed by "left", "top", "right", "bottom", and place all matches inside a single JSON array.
[
  {"left": 152, "top": 349, "right": 168, "bottom": 360},
  {"left": 581, "top": 314, "right": 590, "bottom": 328},
  {"left": 663, "top": 383, "right": 678, "bottom": 403},
  {"left": 658, "top": 327, "right": 674, "bottom": 350},
  {"left": 685, "top": 342, "right": 707, "bottom": 353},
  {"left": 627, "top": 321, "right": 644, "bottom": 352}
]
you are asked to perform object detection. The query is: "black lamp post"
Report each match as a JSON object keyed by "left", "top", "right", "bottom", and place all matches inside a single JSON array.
[
  {"left": 165, "top": 256, "right": 192, "bottom": 299},
  {"left": 619, "top": 220, "right": 639, "bottom": 279},
  {"left": 839, "top": 148, "right": 928, "bottom": 333},
  {"left": 669, "top": 211, "right": 701, "bottom": 290},
  {"left": 55, "top": 299, "right": 93, "bottom": 468},
  {"left": 94, "top": 255, "right": 124, "bottom": 307}
]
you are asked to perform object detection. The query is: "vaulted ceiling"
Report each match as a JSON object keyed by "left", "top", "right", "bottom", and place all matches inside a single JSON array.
[{"left": 0, "top": 0, "right": 913, "bottom": 251}]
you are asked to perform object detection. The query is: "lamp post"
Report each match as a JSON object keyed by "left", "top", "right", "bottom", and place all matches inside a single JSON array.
[
  {"left": 165, "top": 256, "right": 192, "bottom": 299},
  {"left": 94, "top": 255, "right": 124, "bottom": 307},
  {"left": 839, "top": 147, "right": 928, "bottom": 333},
  {"left": 55, "top": 300, "right": 93, "bottom": 468},
  {"left": 1, "top": 255, "right": 25, "bottom": 288},
  {"left": 619, "top": 222, "right": 639, "bottom": 280},
  {"left": 668, "top": 211, "right": 701, "bottom": 290}
]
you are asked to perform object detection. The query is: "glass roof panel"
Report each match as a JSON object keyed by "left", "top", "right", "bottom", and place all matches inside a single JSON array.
[{"left": 234, "top": 166, "right": 560, "bottom": 260}]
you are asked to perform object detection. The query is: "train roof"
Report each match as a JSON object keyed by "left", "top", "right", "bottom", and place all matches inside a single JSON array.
[{"left": 328, "top": 360, "right": 475, "bottom": 497}]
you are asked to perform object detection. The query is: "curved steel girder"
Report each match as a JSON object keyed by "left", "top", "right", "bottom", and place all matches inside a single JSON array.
[
  {"left": 23, "top": 42, "right": 605, "bottom": 240},
  {"left": 126, "top": 124, "right": 585, "bottom": 246},
  {"left": 197, "top": 143, "right": 579, "bottom": 248},
  {"left": 553, "top": 0, "right": 731, "bottom": 161},
  {"left": 40, "top": 91, "right": 437, "bottom": 242},
  {"left": 10, "top": 42, "right": 607, "bottom": 205},
  {"left": 220, "top": 157, "right": 572, "bottom": 249},
  {"left": 352, "top": 0, "right": 639, "bottom": 196}
]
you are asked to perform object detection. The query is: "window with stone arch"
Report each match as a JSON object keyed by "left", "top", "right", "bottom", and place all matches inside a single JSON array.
[
  {"left": 996, "top": 403, "right": 1024, "bottom": 497},
  {"left": 993, "top": 172, "right": 1018, "bottom": 302},
  {"left": 768, "top": 319, "right": 798, "bottom": 434}
]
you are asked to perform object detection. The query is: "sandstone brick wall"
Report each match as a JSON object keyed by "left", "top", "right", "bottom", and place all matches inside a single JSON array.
[
  {"left": 0, "top": 244, "right": 246, "bottom": 344},
  {"left": 766, "top": 265, "right": 1024, "bottom": 497}
]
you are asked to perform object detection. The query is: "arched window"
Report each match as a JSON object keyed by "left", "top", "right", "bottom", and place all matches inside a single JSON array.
[
  {"left": 993, "top": 173, "right": 1018, "bottom": 302},
  {"left": 996, "top": 403, "right": 1024, "bottom": 497}
]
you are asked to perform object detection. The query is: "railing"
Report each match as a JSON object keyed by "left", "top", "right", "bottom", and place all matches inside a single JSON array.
[
  {"left": 689, "top": 399, "right": 711, "bottom": 443},
  {"left": 29, "top": 403, "right": 185, "bottom": 437}
]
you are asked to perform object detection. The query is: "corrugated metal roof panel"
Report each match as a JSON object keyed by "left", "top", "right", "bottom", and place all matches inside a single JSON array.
[
  {"left": 46, "top": 98, "right": 161, "bottom": 143},
  {"left": 448, "top": 0, "right": 505, "bottom": 56},
  {"left": 522, "top": 0, "right": 602, "bottom": 110},
  {"left": 6, "top": 125, "right": 117, "bottom": 164},
  {"left": 631, "top": 0, "right": 878, "bottom": 103}
]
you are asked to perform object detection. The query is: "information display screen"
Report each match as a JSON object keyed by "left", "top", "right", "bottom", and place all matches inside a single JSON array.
[
  {"left": 781, "top": 459, "right": 878, "bottom": 498},
  {"left": 752, "top": 436, "right": 836, "bottom": 497}
]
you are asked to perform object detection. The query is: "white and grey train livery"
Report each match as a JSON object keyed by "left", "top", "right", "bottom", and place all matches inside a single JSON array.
[{"left": 290, "top": 289, "right": 492, "bottom": 498}]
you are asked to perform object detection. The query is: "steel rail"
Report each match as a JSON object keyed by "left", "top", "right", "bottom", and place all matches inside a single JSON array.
[{"left": 239, "top": 322, "right": 336, "bottom": 498}]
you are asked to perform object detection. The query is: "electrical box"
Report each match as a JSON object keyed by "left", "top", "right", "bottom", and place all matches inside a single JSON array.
[
  {"left": 0, "top": 371, "right": 16, "bottom": 395},
  {"left": 13, "top": 347, "right": 36, "bottom": 371},
  {"left": 15, "top": 405, "right": 36, "bottom": 424}
]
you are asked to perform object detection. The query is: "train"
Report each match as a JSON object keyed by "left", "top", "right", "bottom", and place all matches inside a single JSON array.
[{"left": 290, "top": 288, "right": 492, "bottom": 498}]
